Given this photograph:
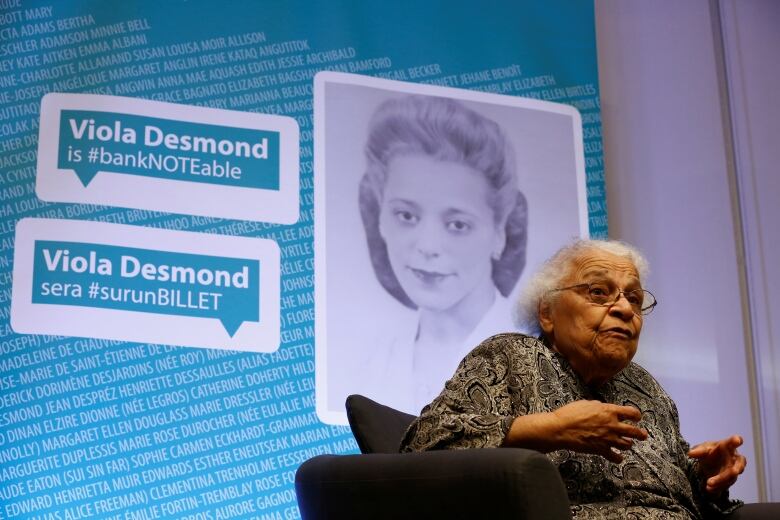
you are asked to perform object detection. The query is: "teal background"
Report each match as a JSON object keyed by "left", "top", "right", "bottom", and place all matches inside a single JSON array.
[{"left": 0, "top": 0, "right": 605, "bottom": 518}]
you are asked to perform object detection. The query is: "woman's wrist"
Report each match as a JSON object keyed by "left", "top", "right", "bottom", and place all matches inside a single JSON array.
[{"left": 503, "top": 412, "right": 561, "bottom": 452}]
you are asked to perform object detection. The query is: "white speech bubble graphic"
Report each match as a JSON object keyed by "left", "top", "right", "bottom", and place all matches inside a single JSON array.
[
  {"left": 37, "top": 93, "right": 300, "bottom": 224},
  {"left": 11, "top": 218, "right": 280, "bottom": 352}
]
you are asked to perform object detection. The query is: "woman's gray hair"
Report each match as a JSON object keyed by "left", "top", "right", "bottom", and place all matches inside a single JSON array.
[
  {"left": 358, "top": 94, "right": 528, "bottom": 308},
  {"left": 516, "top": 239, "right": 650, "bottom": 335}
]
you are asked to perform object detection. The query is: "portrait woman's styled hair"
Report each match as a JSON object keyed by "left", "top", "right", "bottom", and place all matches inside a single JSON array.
[{"left": 358, "top": 94, "right": 528, "bottom": 309}]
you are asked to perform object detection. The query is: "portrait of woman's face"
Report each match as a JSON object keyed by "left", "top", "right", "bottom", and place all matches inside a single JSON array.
[
  {"left": 378, "top": 153, "right": 504, "bottom": 313},
  {"left": 317, "top": 75, "right": 585, "bottom": 421}
]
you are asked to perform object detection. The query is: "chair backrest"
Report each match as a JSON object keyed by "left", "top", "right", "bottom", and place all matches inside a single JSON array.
[{"left": 345, "top": 394, "right": 416, "bottom": 454}]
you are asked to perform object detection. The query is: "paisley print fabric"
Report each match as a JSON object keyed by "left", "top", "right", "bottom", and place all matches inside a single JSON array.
[{"left": 399, "top": 333, "right": 742, "bottom": 519}]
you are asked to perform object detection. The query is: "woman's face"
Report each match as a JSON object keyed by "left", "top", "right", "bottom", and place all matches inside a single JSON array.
[
  {"left": 378, "top": 153, "right": 504, "bottom": 312},
  {"left": 539, "top": 249, "right": 644, "bottom": 386}
]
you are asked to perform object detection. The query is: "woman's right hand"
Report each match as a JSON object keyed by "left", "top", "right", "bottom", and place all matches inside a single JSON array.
[
  {"left": 550, "top": 400, "right": 648, "bottom": 462},
  {"left": 504, "top": 400, "right": 648, "bottom": 463}
]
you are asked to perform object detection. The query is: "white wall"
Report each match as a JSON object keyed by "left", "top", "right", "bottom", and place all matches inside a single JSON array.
[
  {"left": 595, "top": 0, "right": 778, "bottom": 502},
  {"left": 718, "top": 0, "right": 780, "bottom": 502}
]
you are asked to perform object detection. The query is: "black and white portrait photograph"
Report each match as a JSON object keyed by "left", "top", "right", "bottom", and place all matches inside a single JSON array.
[{"left": 314, "top": 72, "right": 588, "bottom": 422}]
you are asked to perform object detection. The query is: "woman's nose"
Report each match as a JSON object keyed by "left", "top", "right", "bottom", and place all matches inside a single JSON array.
[
  {"left": 609, "top": 292, "right": 635, "bottom": 319},
  {"left": 415, "top": 241, "right": 441, "bottom": 259},
  {"left": 413, "top": 221, "right": 444, "bottom": 258}
]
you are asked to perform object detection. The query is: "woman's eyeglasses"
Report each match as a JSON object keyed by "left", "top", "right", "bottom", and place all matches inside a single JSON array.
[{"left": 551, "top": 282, "right": 657, "bottom": 316}]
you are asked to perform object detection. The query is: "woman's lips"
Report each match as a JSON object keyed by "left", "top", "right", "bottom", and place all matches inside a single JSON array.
[
  {"left": 601, "top": 327, "right": 633, "bottom": 338},
  {"left": 408, "top": 267, "right": 452, "bottom": 284}
]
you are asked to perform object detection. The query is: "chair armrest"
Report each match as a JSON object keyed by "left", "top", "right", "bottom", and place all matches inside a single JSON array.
[
  {"left": 725, "top": 503, "right": 780, "bottom": 520},
  {"left": 295, "top": 448, "right": 571, "bottom": 520}
]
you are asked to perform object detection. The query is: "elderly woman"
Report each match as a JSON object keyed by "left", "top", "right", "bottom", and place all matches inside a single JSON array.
[
  {"left": 356, "top": 94, "right": 528, "bottom": 412},
  {"left": 400, "top": 239, "right": 746, "bottom": 519}
]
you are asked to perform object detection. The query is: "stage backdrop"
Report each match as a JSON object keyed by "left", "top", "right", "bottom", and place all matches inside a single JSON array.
[{"left": 0, "top": 1, "right": 606, "bottom": 518}]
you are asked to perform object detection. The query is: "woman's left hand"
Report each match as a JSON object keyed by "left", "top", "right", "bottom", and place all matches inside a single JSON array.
[{"left": 687, "top": 435, "right": 747, "bottom": 496}]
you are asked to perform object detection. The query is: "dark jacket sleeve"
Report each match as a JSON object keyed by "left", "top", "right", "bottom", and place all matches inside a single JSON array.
[
  {"left": 643, "top": 367, "right": 743, "bottom": 517},
  {"left": 669, "top": 399, "right": 743, "bottom": 517},
  {"left": 400, "top": 334, "right": 525, "bottom": 452}
]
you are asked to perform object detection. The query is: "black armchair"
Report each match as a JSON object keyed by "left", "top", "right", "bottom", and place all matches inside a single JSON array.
[
  {"left": 295, "top": 395, "right": 572, "bottom": 519},
  {"left": 295, "top": 395, "right": 780, "bottom": 520}
]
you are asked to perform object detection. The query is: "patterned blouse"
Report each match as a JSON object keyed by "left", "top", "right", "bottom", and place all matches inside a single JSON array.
[{"left": 399, "top": 334, "right": 742, "bottom": 519}]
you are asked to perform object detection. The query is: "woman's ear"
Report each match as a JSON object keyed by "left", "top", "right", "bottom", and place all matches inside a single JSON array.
[
  {"left": 538, "top": 300, "right": 554, "bottom": 336},
  {"left": 492, "top": 225, "right": 507, "bottom": 260}
]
